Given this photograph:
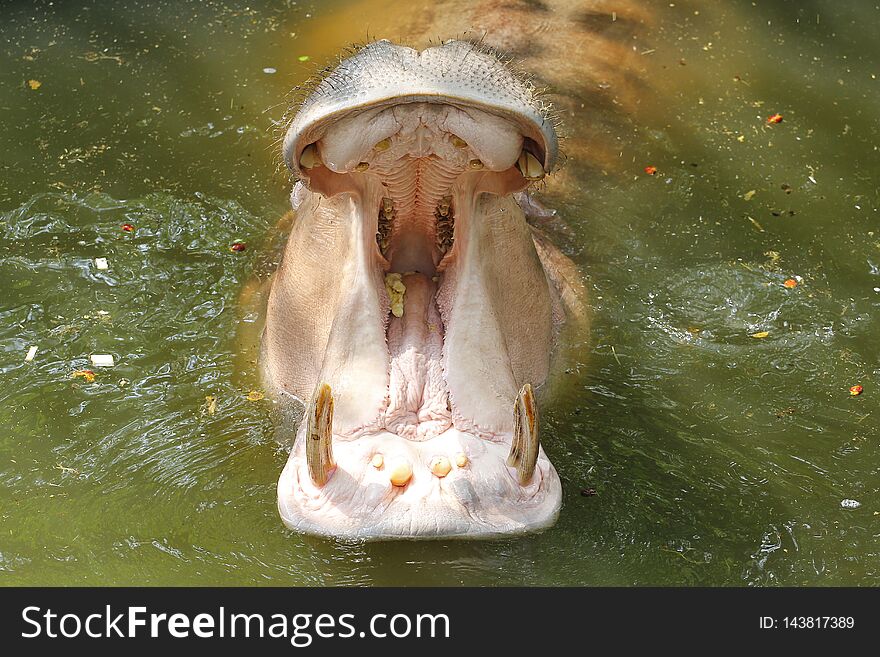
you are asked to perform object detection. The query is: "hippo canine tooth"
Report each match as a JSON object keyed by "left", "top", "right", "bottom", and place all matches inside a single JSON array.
[
  {"left": 306, "top": 383, "right": 335, "bottom": 486},
  {"left": 507, "top": 383, "right": 539, "bottom": 485},
  {"left": 516, "top": 150, "right": 545, "bottom": 181},
  {"left": 299, "top": 143, "right": 322, "bottom": 169}
]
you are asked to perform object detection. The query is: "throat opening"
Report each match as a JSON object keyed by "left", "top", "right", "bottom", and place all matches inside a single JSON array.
[{"left": 373, "top": 156, "right": 459, "bottom": 276}]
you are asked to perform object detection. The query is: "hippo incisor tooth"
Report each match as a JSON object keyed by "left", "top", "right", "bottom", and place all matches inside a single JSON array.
[
  {"left": 430, "top": 456, "right": 452, "bottom": 478},
  {"left": 451, "top": 136, "right": 468, "bottom": 149},
  {"left": 371, "top": 453, "right": 384, "bottom": 469},
  {"left": 298, "top": 143, "right": 321, "bottom": 169},
  {"left": 506, "top": 383, "right": 539, "bottom": 485},
  {"left": 455, "top": 453, "right": 468, "bottom": 468},
  {"left": 468, "top": 159, "right": 484, "bottom": 170},
  {"left": 516, "top": 150, "right": 545, "bottom": 181},
  {"left": 373, "top": 137, "right": 392, "bottom": 151},
  {"left": 388, "top": 459, "right": 413, "bottom": 487},
  {"left": 355, "top": 161, "right": 370, "bottom": 172},
  {"left": 306, "top": 383, "right": 335, "bottom": 486}
]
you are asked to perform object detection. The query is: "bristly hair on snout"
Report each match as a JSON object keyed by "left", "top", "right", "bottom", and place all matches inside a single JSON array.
[{"left": 271, "top": 35, "right": 566, "bottom": 182}]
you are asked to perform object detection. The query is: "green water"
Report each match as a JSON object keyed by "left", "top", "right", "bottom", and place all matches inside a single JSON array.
[{"left": 1, "top": 0, "right": 878, "bottom": 585}]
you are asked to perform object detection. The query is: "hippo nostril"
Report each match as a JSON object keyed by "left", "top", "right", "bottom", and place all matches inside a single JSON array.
[
  {"left": 388, "top": 459, "right": 413, "bottom": 487},
  {"left": 430, "top": 456, "right": 451, "bottom": 478}
]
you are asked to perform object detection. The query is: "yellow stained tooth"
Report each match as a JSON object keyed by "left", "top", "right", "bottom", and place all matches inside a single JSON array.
[
  {"left": 355, "top": 161, "right": 370, "bottom": 172},
  {"left": 431, "top": 456, "right": 452, "bottom": 478},
  {"left": 468, "top": 159, "right": 484, "bottom": 170},
  {"left": 374, "top": 137, "right": 392, "bottom": 151},
  {"left": 388, "top": 459, "right": 413, "bottom": 487},
  {"left": 299, "top": 143, "right": 321, "bottom": 169},
  {"left": 455, "top": 453, "right": 468, "bottom": 468},
  {"left": 451, "top": 136, "right": 468, "bottom": 149},
  {"left": 371, "top": 454, "right": 384, "bottom": 469},
  {"left": 517, "top": 151, "right": 545, "bottom": 181}
]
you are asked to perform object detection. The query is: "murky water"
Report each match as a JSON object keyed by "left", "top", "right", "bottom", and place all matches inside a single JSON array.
[{"left": 2, "top": 0, "right": 878, "bottom": 585}]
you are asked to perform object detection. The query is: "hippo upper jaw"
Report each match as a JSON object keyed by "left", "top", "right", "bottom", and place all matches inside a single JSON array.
[{"left": 266, "top": 40, "right": 564, "bottom": 540}]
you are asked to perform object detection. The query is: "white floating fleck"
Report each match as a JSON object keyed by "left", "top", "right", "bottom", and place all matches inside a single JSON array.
[
  {"left": 840, "top": 499, "right": 861, "bottom": 509},
  {"left": 90, "top": 354, "right": 115, "bottom": 367},
  {"left": 263, "top": 67, "right": 277, "bottom": 74},
  {"left": 25, "top": 346, "right": 38, "bottom": 362},
  {"left": 874, "top": 287, "right": 880, "bottom": 293},
  {"left": 94, "top": 257, "right": 109, "bottom": 270}
]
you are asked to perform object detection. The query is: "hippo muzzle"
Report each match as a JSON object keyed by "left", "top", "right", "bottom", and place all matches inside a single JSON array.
[{"left": 267, "top": 40, "right": 564, "bottom": 539}]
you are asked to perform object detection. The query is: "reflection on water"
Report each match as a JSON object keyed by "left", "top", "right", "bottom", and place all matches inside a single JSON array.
[{"left": 1, "top": 0, "right": 878, "bottom": 585}]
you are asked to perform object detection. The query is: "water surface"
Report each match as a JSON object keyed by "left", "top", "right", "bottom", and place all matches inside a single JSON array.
[{"left": 1, "top": 0, "right": 879, "bottom": 585}]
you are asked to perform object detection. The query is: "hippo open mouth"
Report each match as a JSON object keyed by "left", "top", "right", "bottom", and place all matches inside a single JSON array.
[{"left": 266, "top": 40, "right": 568, "bottom": 539}]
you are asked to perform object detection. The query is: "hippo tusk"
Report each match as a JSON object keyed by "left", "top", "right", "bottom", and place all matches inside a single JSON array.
[
  {"left": 306, "top": 383, "right": 335, "bottom": 486},
  {"left": 516, "top": 150, "right": 545, "bottom": 181},
  {"left": 507, "top": 383, "right": 539, "bottom": 485},
  {"left": 298, "top": 143, "right": 322, "bottom": 169}
]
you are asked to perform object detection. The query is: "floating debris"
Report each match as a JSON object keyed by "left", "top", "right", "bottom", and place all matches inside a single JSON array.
[
  {"left": 71, "top": 369, "right": 96, "bottom": 383},
  {"left": 90, "top": 354, "right": 115, "bottom": 367},
  {"left": 246, "top": 390, "right": 265, "bottom": 402},
  {"left": 262, "top": 67, "right": 277, "bottom": 74},
  {"left": 203, "top": 395, "right": 217, "bottom": 416},
  {"left": 766, "top": 113, "right": 783, "bottom": 124},
  {"left": 297, "top": 55, "right": 310, "bottom": 62},
  {"left": 580, "top": 488, "right": 597, "bottom": 497},
  {"left": 783, "top": 278, "right": 798, "bottom": 289},
  {"left": 644, "top": 165, "right": 658, "bottom": 175},
  {"left": 743, "top": 190, "right": 757, "bottom": 201},
  {"left": 840, "top": 499, "right": 861, "bottom": 509},
  {"left": 750, "top": 331, "right": 770, "bottom": 339},
  {"left": 27, "top": 79, "right": 42, "bottom": 90},
  {"left": 849, "top": 385, "right": 864, "bottom": 396},
  {"left": 121, "top": 223, "right": 134, "bottom": 232},
  {"left": 25, "top": 346, "right": 38, "bottom": 362},
  {"left": 230, "top": 242, "right": 246, "bottom": 252},
  {"left": 94, "top": 257, "right": 109, "bottom": 270}
]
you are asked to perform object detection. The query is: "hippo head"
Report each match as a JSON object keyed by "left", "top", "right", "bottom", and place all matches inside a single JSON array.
[{"left": 267, "top": 40, "right": 564, "bottom": 539}]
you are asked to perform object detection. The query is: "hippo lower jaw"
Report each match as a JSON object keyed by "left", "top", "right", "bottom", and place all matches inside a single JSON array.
[{"left": 267, "top": 40, "right": 565, "bottom": 539}]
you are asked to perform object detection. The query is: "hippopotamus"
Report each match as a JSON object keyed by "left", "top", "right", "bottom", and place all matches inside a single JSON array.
[{"left": 264, "top": 38, "right": 592, "bottom": 539}]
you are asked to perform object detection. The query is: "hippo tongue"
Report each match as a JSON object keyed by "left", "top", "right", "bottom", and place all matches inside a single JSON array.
[{"left": 384, "top": 273, "right": 452, "bottom": 440}]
